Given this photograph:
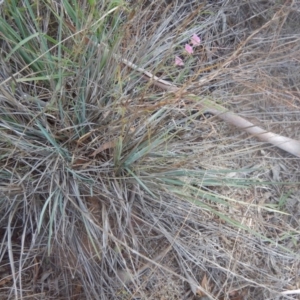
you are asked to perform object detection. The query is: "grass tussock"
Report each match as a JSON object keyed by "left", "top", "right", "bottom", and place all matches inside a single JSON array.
[{"left": 0, "top": 0, "right": 300, "bottom": 299}]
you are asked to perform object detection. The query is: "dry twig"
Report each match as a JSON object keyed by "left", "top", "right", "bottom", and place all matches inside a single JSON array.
[{"left": 66, "top": 20, "right": 300, "bottom": 158}]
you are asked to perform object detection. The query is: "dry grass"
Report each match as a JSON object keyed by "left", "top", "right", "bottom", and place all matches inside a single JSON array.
[{"left": 0, "top": 0, "right": 300, "bottom": 299}]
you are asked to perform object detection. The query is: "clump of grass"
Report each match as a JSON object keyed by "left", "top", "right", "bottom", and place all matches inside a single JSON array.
[{"left": 0, "top": 0, "right": 300, "bottom": 299}]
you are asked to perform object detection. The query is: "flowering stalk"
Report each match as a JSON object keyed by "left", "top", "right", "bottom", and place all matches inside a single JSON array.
[{"left": 174, "top": 33, "right": 201, "bottom": 66}]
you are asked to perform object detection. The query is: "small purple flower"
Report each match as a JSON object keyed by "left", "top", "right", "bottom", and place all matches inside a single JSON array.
[
  {"left": 185, "top": 44, "right": 193, "bottom": 54},
  {"left": 191, "top": 33, "right": 201, "bottom": 46},
  {"left": 175, "top": 56, "right": 184, "bottom": 66}
]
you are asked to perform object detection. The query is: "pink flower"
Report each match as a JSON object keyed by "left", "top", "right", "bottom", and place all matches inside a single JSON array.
[
  {"left": 185, "top": 44, "right": 193, "bottom": 54},
  {"left": 175, "top": 56, "right": 184, "bottom": 66},
  {"left": 191, "top": 33, "right": 201, "bottom": 46}
]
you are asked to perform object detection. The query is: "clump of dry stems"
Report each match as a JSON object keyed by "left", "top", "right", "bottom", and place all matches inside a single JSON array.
[{"left": 0, "top": 0, "right": 300, "bottom": 299}]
